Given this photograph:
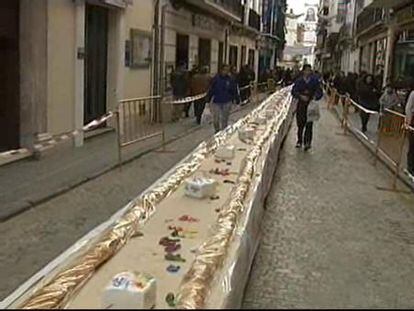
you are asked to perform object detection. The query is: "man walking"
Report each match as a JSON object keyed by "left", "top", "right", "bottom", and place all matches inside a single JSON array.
[
  {"left": 171, "top": 62, "right": 189, "bottom": 121},
  {"left": 190, "top": 66, "right": 211, "bottom": 125},
  {"left": 207, "top": 64, "right": 240, "bottom": 133},
  {"left": 292, "top": 64, "right": 323, "bottom": 151}
]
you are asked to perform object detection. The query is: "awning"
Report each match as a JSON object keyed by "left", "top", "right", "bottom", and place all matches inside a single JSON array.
[{"left": 368, "top": 0, "right": 411, "bottom": 9}]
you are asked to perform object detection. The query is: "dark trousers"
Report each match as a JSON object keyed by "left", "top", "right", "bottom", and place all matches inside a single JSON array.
[
  {"left": 240, "top": 85, "right": 251, "bottom": 102},
  {"left": 194, "top": 99, "right": 206, "bottom": 124},
  {"left": 360, "top": 111, "right": 370, "bottom": 132},
  {"left": 408, "top": 130, "right": 414, "bottom": 175},
  {"left": 296, "top": 101, "right": 313, "bottom": 146},
  {"left": 184, "top": 102, "right": 191, "bottom": 118}
]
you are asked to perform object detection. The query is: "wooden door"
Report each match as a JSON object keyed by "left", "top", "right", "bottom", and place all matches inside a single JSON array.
[
  {"left": 0, "top": 0, "right": 20, "bottom": 150},
  {"left": 84, "top": 4, "right": 108, "bottom": 124}
]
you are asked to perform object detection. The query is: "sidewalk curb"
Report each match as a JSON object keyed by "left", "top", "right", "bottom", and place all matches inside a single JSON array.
[{"left": 0, "top": 103, "right": 255, "bottom": 222}]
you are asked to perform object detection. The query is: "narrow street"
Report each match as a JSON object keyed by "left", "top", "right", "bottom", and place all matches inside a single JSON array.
[
  {"left": 0, "top": 106, "right": 255, "bottom": 301},
  {"left": 243, "top": 107, "right": 414, "bottom": 308},
  {"left": 2, "top": 0, "right": 414, "bottom": 308}
]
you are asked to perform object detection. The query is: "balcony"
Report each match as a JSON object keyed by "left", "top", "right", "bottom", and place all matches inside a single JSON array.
[
  {"left": 211, "top": 0, "right": 243, "bottom": 16},
  {"left": 185, "top": 0, "right": 243, "bottom": 22},
  {"left": 356, "top": 8, "right": 386, "bottom": 36},
  {"left": 248, "top": 8, "right": 261, "bottom": 31}
]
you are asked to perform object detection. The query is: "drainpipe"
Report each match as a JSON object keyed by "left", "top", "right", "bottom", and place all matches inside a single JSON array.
[
  {"left": 160, "top": 3, "right": 167, "bottom": 96},
  {"left": 152, "top": 0, "right": 159, "bottom": 96},
  {"left": 224, "top": 28, "right": 229, "bottom": 64},
  {"left": 383, "top": 10, "right": 396, "bottom": 87}
]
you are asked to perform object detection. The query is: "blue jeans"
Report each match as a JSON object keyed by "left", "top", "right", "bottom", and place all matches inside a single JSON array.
[{"left": 210, "top": 102, "right": 232, "bottom": 133}]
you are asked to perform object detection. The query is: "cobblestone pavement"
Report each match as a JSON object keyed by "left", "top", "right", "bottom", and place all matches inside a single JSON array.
[
  {"left": 243, "top": 107, "right": 414, "bottom": 309},
  {"left": 0, "top": 103, "right": 259, "bottom": 301}
]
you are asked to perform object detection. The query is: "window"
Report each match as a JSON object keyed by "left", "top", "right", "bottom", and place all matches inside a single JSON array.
[{"left": 129, "top": 29, "right": 152, "bottom": 68}]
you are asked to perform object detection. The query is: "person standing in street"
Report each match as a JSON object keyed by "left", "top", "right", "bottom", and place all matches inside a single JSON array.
[
  {"left": 207, "top": 64, "right": 240, "bottom": 133},
  {"left": 171, "top": 62, "right": 189, "bottom": 121},
  {"left": 190, "top": 66, "right": 211, "bottom": 125},
  {"left": 405, "top": 87, "right": 414, "bottom": 176},
  {"left": 379, "top": 84, "right": 400, "bottom": 112},
  {"left": 237, "top": 65, "right": 253, "bottom": 104},
  {"left": 357, "top": 74, "right": 380, "bottom": 133},
  {"left": 292, "top": 64, "right": 323, "bottom": 151}
]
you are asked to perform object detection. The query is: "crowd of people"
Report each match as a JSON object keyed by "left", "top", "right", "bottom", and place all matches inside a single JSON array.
[
  {"left": 170, "top": 63, "right": 252, "bottom": 128},
  {"left": 170, "top": 64, "right": 305, "bottom": 126},
  {"left": 170, "top": 63, "right": 297, "bottom": 132},
  {"left": 325, "top": 70, "right": 414, "bottom": 176},
  {"left": 170, "top": 62, "right": 413, "bottom": 176}
]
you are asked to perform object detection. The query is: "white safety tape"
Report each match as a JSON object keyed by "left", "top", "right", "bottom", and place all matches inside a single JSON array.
[
  {"left": 33, "top": 111, "right": 115, "bottom": 151},
  {"left": 239, "top": 85, "right": 251, "bottom": 91},
  {"left": 169, "top": 93, "right": 207, "bottom": 105},
  {"left": 348, "top": 98, "right": 378, "bottom": 115}
]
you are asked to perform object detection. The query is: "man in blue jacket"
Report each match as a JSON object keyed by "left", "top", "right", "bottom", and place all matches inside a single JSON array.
[
  {"left": 207, "top": 64, "right": 240, "bottom": 133},
  {"left": 292, "top": 64, "right": 323, "bottom": 151}
]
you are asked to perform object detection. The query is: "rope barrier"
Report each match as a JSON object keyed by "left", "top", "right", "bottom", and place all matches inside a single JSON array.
[
  {"left": 2, "top": 82, "right": 274, "bottom": 160},
  {"left": 348, "top": 98, "right": 379, "bottom": 115},
  {"left": 167, "top": 93, "right": 207, "bottom": 105},
  {"left": 33, "top": 112, "right": 115, "bottom": 151}
]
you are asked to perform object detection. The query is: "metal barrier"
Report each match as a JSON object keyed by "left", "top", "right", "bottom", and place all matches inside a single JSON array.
[
  {"left": 116, "top": 95, "right": 164, "bottom": 167},
  {"left": 327, "top": 87, "right": 414, "bottom": 192},
  {"left": 4, "top": 81, "right": 272, "bottom": 169}
]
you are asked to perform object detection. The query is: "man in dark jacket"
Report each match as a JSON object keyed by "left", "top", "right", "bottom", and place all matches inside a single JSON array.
[
  {"left": 357, "top": 74, "right": 380, "bottom": 133},
  {"left": 237, "top": 65, "right": 254, "bottom": 104},
  {"left": 292, "top": 64, "right": 323, "bottom": 151},
  {"left": 190, "top": 66, "right": 211, "bottom": 125},
  {"left": 171, "top": 62, "right": 189, "bottom": 121},
  {"left": 207, "top": 64, "right": 240, "bottom": 133}
]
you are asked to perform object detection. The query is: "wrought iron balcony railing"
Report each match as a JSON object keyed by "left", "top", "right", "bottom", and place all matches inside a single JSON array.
[{"left": 356, "top": 8, "right": 386, "bottom": 35}]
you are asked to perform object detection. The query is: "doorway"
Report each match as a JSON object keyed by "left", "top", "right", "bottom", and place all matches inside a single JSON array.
[
  {"left": 0, "top": 0, "right": 20, "bottom": 151},
  {"left": 229, "top": 45, "right": 238, "bottom": 70},
  {"left": 198, "top": 38, "right": 211, "bottom": 71},
  {"left": 176, "top": 33, "right": 189, "bottom": 69},
  {"left": 84, "top": 4, "right": 108, "bottom": 124}
]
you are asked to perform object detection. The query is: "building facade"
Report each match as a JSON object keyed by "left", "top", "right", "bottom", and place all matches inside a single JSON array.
[
  {"left": 315, "top": 0, "right": 343, "bottom": 72},
  {"left": 259, "top": 0, "right": 287, "bottom": 73},
  {"left": 0, "top": 0, "right": 154, "bottom": 151},
  {"left": 1, "top": 0, "right": 282, "bottom": 153},
  {"left": 280, "top": 0, "right": 318, "bottom": 70},
  {"left": 156, "top": 0, "right": 263, "bottom": 97},
  {"left": 316, "top": 0, "right": 414, "bottom": 89}
]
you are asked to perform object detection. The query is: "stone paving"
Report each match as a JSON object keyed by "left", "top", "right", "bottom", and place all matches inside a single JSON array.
[{"left": 243, "top": 107, "right": 414, "bottom": 309}]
